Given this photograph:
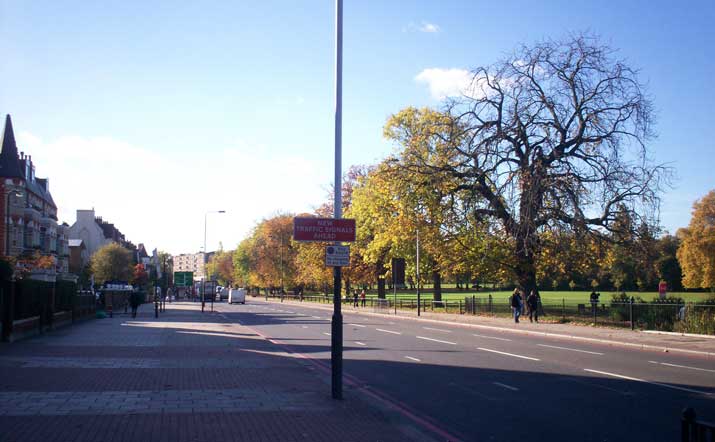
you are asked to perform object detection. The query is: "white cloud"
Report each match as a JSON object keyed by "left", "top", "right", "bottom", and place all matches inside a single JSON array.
[
  {"left": 404, "top": 21, "right": 441, "bottom": 34},
  {"left": 419, "top": 22, "right": 440, "bottom": 33},
  {"left": 415, "top": 68, "right": 472, "bottom": 100},
  {"left": 16, "top": 132, "right": 327, "bottom": 255},
  {"left": 414, "top": 68, "right": 499, "bottom": 101}
]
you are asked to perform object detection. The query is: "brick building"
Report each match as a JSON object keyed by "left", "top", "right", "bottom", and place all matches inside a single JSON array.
[{"left": 0, "top": 115, "right": 69, "bottom": 273}]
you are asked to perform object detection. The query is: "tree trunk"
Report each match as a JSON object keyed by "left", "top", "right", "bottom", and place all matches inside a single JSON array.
[
  {"left": 515, "top": 249, "right": 538, "bottom": 296},
  {"left": 376, "top": 260, "right": 386, "bottom": 299},
  {"left": 344, "top": 277, "right": 351, "bottom": 296},
  {"left": 432, "top": 270, "right": 442, "bottom": 302}
]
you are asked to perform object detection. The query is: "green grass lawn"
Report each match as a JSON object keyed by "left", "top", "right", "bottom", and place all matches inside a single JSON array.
[{"left": 363, "top": 290, "right": 714, "bottom": 304}]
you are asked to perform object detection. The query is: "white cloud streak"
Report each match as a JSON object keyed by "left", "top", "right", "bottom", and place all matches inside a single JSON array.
[
  {"left": 419, "top": 22, "right": 440, "bottom": 33},
  {"left": 415, "top": 68, "right": 472, "bottom": 100},
  {"left": 404, "top": 21, "right": 441, "bottom": 34},
  {"left": 414, "top": 67, "right": 498, "bottom": 101}
]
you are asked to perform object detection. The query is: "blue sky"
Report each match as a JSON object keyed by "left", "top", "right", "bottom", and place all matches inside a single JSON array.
[{"left": 1, "top": 0, "right": 713, "bottom": 254}]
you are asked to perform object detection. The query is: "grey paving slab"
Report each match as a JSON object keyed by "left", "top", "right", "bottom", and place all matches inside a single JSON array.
[{"left": 0, "top": 302, "right": 429, "bottom": 442}]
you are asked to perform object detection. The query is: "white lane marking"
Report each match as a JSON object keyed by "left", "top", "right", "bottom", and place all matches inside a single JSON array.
[
  {"left": 286, "top": 311, "right": 294, "bottom": 314},
  {"left": 404, "top": 356, "right": 421, "bottom": 362},
  {"left": 312, "top": 316, "right": 322, "bottom": 319},
  {"left": 477, "top": 347, "right": 540, "bottom": 361},
  {"left": 648, "top": 361, "right": 715, "bottom": 374},
  {"left": 537, "top": 344, "right": 604, "bottom": 355},
  {"left": 473, "top": 334, "right": 512, "bottom": 342},
  {"left": 301, "top": 326, "right": 308, "bottom": 329},
  {"left": 584, "top": 369, "right": 712, "bottom": 396},
  {"left": 349, "top": 323, "right": 366, "bottom": 328},
  {"left": 323, "top": 332, "right": 331, "bottom": 337},
  {"left": 354, "top": 341, "right": 367, "bottom": 346},
  {"left": 493, "top": 382, "right": 519, "bottom": 391},
  {"left": 423, "top": 327, "right": 452, "bottom": 333},
  {"left": 376, "top": 328, "right": 402, "bottom": 335},
  {"left": 416, "top": 336, "right": 457, "bottom": 345}
]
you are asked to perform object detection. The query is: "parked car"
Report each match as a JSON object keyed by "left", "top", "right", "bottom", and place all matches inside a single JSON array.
[
  {"left": 218, "top": 287, "right": 230, "bottom": 301},
  {"left": 228, "top": 288, "right": 246, "bottom": 304}
]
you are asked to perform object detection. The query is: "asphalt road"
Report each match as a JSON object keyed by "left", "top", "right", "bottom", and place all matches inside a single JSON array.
[{"left": 216, "top": 299, "right": 715, "bottom": 442}]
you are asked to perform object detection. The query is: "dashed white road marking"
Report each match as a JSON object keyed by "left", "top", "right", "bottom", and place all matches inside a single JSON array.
[
  {"left": 312, "top": 316, "right": 322, "bottom": 319},
  {"left": 349, "top": 323, "right": 366, "bottom": 328},
  {"left": 648, "top": 361, "right": 715, "bottom": 373},
  {"left": 376, "top": 328, "right": 402, "bottom": 335},
  {"left": 537, "top": 344, "right": 604, "bottom": 355},
  {"left": 423, "top": 327, "right": 452, "bottom": 333},
  {"left": 323, "top": 332, "right": 332, "bottom": 337},
  {"left": 354, "top": 341, "right": 367, "bottom": 346},
  {"left": 301, "top": 326, "right": 308, "bottom": 329},
  {"left": 473, "top": 334, "right": 512, "bottom": 342},
  {"left": 477, "top": 347, "right": 540, "bottom": 361},
  {"left": 404, "top": 356, "right": 421, "bottom": 362},
  {"left": 493, "top": 382, "right": 519, "bottom": 391},
  {"left": 416, "top": 336, "right": 457, "bottom": 345},
  {"left": 584, "top": 369, "right": 712, "bottom": 396}
]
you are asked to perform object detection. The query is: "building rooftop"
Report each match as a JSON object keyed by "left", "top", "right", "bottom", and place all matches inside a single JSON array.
[{"left": 0, "top": 115, "right": 25, "bottom": 178}]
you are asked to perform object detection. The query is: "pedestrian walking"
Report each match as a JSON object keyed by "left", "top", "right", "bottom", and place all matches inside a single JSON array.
[
  {"left": 353, "top": 290, "right": 359, "bottom": 307},
  {"left": 511, "top": 289, "right": 522, "bottom": 323},
  {"left": 527, "top": 290, "right": 539, "bottom": 323},
  {"left": 360, "top": 289, "right": 366, "bottom": 307},
  {"left": 129, "top": 290, "right": 141, "bottom": 318}
]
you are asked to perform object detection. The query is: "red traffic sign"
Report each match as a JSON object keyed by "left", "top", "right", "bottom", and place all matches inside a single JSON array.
[{"left": 293, "top": 217, "right": 356, "bottom": 242}]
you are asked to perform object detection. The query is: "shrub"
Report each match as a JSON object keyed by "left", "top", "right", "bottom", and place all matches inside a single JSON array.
[{"left": 675, "top": 299, "right": 715, "bottom": 335}]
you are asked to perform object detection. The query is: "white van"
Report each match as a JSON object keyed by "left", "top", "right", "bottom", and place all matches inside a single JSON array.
[{"left": 228, "top": 288, "right": 247, "bottom": 304}]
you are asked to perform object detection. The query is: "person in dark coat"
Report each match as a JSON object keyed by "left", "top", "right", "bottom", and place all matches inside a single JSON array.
[
  {"left": 527, "top": 290, "right": 540, "bottom": 323},
  {"left": 510, "top": 289, "right": 522, "bottom": 323},
  {"left": 129, "top": 291, "right": 141, "bottom": 318}
]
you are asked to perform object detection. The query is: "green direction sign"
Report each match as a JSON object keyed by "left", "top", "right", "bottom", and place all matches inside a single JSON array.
[{"left": 174, "top": 271, "right": 194, "bottom": 287}]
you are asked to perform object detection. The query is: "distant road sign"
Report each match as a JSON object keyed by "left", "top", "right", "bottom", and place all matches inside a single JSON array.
[
  {"left": 174, "top": 271, "right": 193, "bottom": 287},
  {"left": 326, "top": 245, "right": 350, "bottom": 267},
  {"left": 294, "top": 217, "right": 356, "bottom": 242}
]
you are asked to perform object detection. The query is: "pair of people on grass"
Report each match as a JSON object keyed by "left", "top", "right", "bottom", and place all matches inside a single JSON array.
[{"left": 511, "top": 288, "right": 540, "bottom": 323}]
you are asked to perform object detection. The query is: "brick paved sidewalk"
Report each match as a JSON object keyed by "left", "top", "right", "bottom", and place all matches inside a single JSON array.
[{"left": 0, "top": 303, "right": 433, "bottom": 442}]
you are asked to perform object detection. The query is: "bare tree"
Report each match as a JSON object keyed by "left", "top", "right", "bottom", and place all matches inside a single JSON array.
[{"left": 392, "top": 35, "right": 669, "bottom": 293}]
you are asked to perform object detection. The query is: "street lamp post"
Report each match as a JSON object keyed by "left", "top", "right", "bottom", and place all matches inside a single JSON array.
[
  {"left": 268, "top": 233, "right": 284, "bottom": 300},
  {"left": 331, "top": 0, "right": 344, "bottom": 401},
  {"left": 279, "top": 235, "right": 284, "bottom": 301},
  {"left": 416, "top": 230, "right": 420, "bottom": 316},
  {"left": 202, "top": 210, "right": 226, "bottom": 312}
]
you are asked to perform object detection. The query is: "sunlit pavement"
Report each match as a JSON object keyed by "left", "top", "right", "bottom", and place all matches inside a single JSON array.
[{"left": 0, "top": 302, "right": 429, "bottom": 442}]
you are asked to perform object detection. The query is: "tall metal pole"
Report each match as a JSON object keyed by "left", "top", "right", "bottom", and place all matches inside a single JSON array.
[
  {"left": 202, "top": 212, "right": 207, "bottom": 312},
  {"left": 331, "top": 0, "right": 343, "bottom": 401},
  {"left": 417, "top": 230, "right": 420, "bottom": 316},
  {"left": 202, "top": 210, "right": 225, "bottom": 312},
  {"left": 393, "top": 259, "right": 397, "bottom": 315}
]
